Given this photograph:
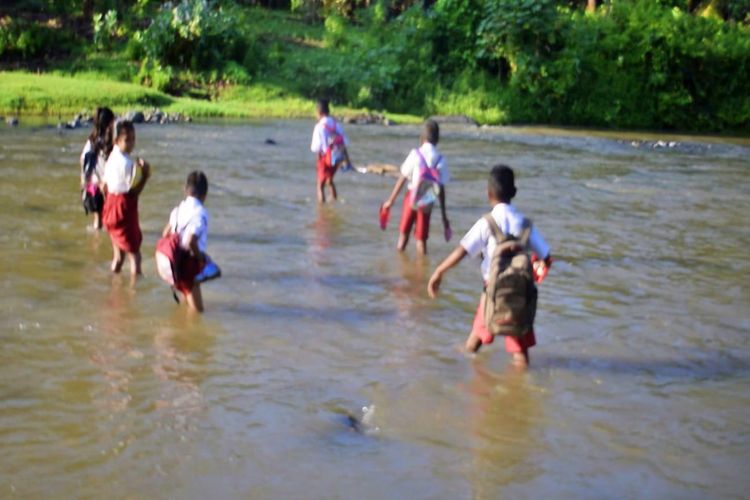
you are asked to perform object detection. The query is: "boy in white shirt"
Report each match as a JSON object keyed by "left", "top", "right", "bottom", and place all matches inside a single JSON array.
[
  {"left": 310, "top": 99, "right": 352, "bottom": 203},
  {"left": 427, "top": 165, "right": 552, "bottom": 368},
  {"left": 381, "top": 119, "right": 450, "bottom": 256},
  {"left": 157, "top": 171, "right": 220, "bottom": 313}
]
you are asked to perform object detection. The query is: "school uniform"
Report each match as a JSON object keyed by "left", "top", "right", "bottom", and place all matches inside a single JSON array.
[
  {"left": 167, "top": 196, "right": 210, "bottom": 293},
  {"left": 310, "top": 116, "right": 348, "bottom": 183},
  {"left": 460, "top": 202, "right": 550, "bottom": 352},
  {"left": 102, "top": 145, "right": 141, "bottom": 253},
  {"left": 399, "top": 142, "right": 449, "bottom": 241},
  {"left": 80, "top": 140, "right": 107, "bottom": 213}
]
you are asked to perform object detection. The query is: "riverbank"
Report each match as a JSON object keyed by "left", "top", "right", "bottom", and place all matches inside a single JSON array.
[{"left": 0, "top": 71, "right": 421, "bottom": 124}]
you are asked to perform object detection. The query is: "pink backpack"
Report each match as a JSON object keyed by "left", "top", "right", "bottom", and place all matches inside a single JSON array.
[
  {"left": 322, "top": 119, "right": 345, "bottom": 168},
  {"left": 410, "top": 149, "right": 442, "bottom": 209}
]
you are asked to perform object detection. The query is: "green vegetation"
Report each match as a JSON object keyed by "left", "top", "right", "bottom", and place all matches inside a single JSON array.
[{"left": 1, "top": 0, "right": 749, "bottom": 131}]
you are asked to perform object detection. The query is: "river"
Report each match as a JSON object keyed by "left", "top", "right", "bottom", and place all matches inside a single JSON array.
[{"left": 1, "top": 120, "right": 748, "bottom": 498}]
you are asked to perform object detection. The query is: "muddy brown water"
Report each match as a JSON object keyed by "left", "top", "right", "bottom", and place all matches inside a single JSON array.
[{"left": 1, "top": 120, "right": 748, "bottom": 498}]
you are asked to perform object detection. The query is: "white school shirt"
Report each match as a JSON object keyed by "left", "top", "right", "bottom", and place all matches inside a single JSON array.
[
  {"left": 400, "top": 142, "right": 449, "bottom": 191},
  {"left": 310, "top": 116, "right": 349, "bottom": 155},
  {"left": 80, "top": 140, "right": 107, "bottom": 184},
  {"left": 102, "top": 145, "right": 135, "bottom": 194},
  {"left": 460, "top": 203, "right": 551, "bottom": 281},
  {"left": 169, "top": 196, "right": 209, "bottom": 252}
]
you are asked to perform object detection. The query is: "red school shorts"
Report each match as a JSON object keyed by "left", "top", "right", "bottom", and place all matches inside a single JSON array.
[
  {"left": 316, "top": 154, "right": 336, "bottom": 183},
  {"left": 398, "top": 194, "right": 432, "bottom": 241},
  {"left": 471, "top": 297, "right": 536, "bottom": 353}
]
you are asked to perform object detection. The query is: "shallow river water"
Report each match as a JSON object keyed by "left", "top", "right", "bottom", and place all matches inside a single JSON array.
[{"left": 1, "top": 120, "right": 749, "bottom": 499}]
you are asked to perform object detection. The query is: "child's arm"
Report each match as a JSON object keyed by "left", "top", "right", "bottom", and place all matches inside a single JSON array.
[
  {"left": 162, "top": 221, "right": 173, "bottom": 238},
  {"left": 129, "top": 159, "right": 151, "bottom": 197},
  {"left": 383, "top": 175, "right": 407, "bottom": 210},
  {"left": 427, "top": 246, "right": 467, "bottom": 298},
  {"left": 187, "top": 233, "right": 206, "bottom": 264},
  {"left": 438, "top": 185, "right": 449, "bottom": 228}
]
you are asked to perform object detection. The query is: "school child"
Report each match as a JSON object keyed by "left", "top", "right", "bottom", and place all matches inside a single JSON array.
[
  {"left": 381, "top": 119, "right": 450, "bottom": 256},
  {"left": 426, "top": 165, "right": 552, "bottom": 368},
  {"left": 155, "top": 171, "right": 221, "bottom": 313},
  {"left": 101, "top": 120, "right": 151, "bottom": 276},
  {"left": 310, "top": 99, "right": 352, "bottom": 203},
  {"left": 79, "top": 107, "right": 115, "bottom": 230}
]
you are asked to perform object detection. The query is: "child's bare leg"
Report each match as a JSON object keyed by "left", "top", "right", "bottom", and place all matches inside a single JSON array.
[
  {"left": 126, "top": 251, "right": 142, "bottom": 277},
  {"left": 415, "top": 239, "right": 427, "bottom": 256},
  {"left": 111, "top": 244, "right": 124, "bottom": 273},
  {"left": 396, "top": 232, "right": 409, "bottom": 251},
  {"left": 464, "top": 330, "right": 483, "bottom": 353},
  {"left": 92, "top": 212, "right": 102, "bottom": 230},
  {"left": 317, "top": 179, "right": 326, "bottom": 203},
  {"left": 511, "top": 350, "right": 529, "bottom": 369},
  {"left": 185, "top": 283, "right": 204, "bottom": 313},
  {"left": 328, "top": 178, "right": 337, "bottom": 201}
]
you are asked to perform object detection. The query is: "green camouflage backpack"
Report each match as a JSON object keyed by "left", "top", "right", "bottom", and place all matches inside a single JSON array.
[{"left": 483, "top": 214, "right": 537, "bottom": 338}]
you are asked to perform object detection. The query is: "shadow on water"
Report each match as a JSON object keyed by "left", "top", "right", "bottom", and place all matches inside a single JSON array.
[{"left": 537, "top": 353, "right": 750, "bottom": 381}]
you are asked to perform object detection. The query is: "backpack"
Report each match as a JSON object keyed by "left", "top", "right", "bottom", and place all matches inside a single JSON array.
[
  {"left": 482, "top": 214, "right": 538, "bottom": 338},
  {"left": 155, "top": 208, "right": 188, "bottom": 287},
  {"left": 322, "top": 119, "right": 345, "bottom": 168},
  {"left": 82, "top": 150, "right": 98, "bottom": 183},
  {"left": 410, "top": 149, "right": 442, "bottom": 209}
]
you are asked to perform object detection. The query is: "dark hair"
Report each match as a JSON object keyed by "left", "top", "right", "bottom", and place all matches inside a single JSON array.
[
  {"left": 489, "top": 164, "right": 517, "bottom": 202},
  {"left": 185, "top": 170, "right": 208, "bottom": 199},
  {"left": 113, "top": 119, "right": 135, "bottom": 141},
  {"left": 89, "top": 107, "right": 115, "bottom": 157},
  {"left": 422, "top": 119, "right": 439, "bottom": 145},
  {"left": 316, "top": 99, "right": 330, "bottom": 115}
]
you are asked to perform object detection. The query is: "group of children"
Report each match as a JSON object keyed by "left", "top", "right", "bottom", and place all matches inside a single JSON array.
[
  {"left": 79, "top": 100, "right": 552, "bottom": 368},
  {"left": 79, "top": 107, "right": 220, "bottom": 313}
]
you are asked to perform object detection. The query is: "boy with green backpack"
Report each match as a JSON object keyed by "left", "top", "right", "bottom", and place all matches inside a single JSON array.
[{"left": 427, "top": 165, "right": 552, "bottom": 368}]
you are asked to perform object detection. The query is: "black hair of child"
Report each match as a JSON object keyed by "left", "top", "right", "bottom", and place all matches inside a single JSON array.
[
  {"left": 114, "top": 119, "right": 135, "bottom": 140},
  {"left": 186, "top": 170, "right": 208, "bottom": 199},
  {"left": 489, "top": 164, "right": 517, "bottom": 202},
  {"left": 316, "top": 99, "right": 330, "bottom": 115},
  {"left": 89, "top": 107, "right": 115, "bottom": 156},
  {"left": 423, "top": 119, "right": 440, "bottom": 145}
]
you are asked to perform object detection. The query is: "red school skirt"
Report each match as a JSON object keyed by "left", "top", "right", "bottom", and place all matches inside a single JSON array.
[
  {"left": 174, "top": 254, "right": 205, "bottom": 294},
  {"left": 102, "top": 192, "right": 142, "bottom": 253},
  {"left": 472, "top": 298, "right": 536, "bottom": 353},
  {"left": 317, "top": 154, "right": 336, "bottom": 183}
]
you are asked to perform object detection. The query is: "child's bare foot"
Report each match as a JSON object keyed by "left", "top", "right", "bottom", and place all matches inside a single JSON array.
[
  {"left": 111, "top": 259, "right": 123, "bottom": 273},
  {"left": 511, "top": 353, "right": 529, "bottom": 370}
]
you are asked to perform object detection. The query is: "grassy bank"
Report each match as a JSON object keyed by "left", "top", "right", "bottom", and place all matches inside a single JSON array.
[{"left": 0, "top": 71, "right": 421, "bottom": 123}]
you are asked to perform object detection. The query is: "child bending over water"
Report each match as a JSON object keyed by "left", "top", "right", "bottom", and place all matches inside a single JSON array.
[{"left": 156, "top": 171, "right": 220, "bottom": 313}]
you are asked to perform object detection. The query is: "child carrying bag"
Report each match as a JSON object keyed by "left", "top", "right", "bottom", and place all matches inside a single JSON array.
[
  {"left": 410, "top": 149, "right": 442, "bottom": 209},
  {"left": 483, "top": 214, "right": 538, "bottom": 338},
  {"left": 322, "top": 120, "right": 345, "bottom": 168}
]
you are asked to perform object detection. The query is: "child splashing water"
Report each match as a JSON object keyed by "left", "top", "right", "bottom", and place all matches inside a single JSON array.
[
  {"left": 156, "top": 171, "right": 221, "bottom": 313},
  {"left": 102, "top": 120, "right": 151, "bottom": 276},
  {"left": 381, "top": 119, "right": 451, "bottom": 256},
  {"left": 310, "top": 99, "right": 353, "bottom": 203},
  {"left": 427, "top": 165, "right": 552, "bottom": 368},
  {"left": 80, "top": 107, "right": 115, "bottom": 230}
]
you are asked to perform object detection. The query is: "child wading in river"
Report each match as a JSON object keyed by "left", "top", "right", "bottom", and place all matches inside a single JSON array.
[
  {"left": 80, "top": 107, "right": 115, "bottom": 230},
  {"left": 102, "top": 120, "right": 151, "bottom": 276},
  {"left": 156, "top": 171, "right": 221, "bottom": 313},
  {"left": 310, "top": 99, "right": 352, "bottom": 203},
  {"left": 381, "top": 119, "right": 450, "bottom": 256},
  {"left": 427, "top": 165, "right": 552, "bottom": 368}
]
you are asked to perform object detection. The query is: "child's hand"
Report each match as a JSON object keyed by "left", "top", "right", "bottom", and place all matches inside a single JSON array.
[
  {"left": 532, "top": 254, "right": 552, "bottom": 283},
  {"left": 382, "top": 199, "right": 393, "bottom": 211},
  {"left": 427, "top": 271, "right": 442, "bottom": 298}
]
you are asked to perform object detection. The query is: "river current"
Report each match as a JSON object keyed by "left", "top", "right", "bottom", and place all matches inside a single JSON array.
[{"left": 1, "top": 120, "right": 748, "bottom": 498}]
